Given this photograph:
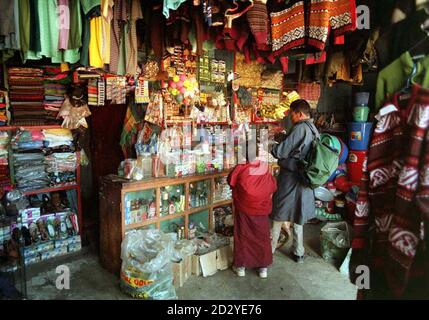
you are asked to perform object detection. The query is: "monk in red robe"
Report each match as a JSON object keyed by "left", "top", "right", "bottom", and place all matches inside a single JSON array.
[{"left": 228, "top": 142, "right": 277, "bottom": 278}]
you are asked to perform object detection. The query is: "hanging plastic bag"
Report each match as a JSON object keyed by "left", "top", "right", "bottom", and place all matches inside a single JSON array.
[
  {"left": 320, "top": 222, "right": 353, "bottom": 267},
  {"left": 120, "top": 229, "right": 177, "bottom": 300}
]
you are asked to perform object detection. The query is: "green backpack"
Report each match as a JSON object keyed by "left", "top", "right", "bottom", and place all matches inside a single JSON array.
[{"left": 298, "top": 124, "right": 340, "bottom": 189}]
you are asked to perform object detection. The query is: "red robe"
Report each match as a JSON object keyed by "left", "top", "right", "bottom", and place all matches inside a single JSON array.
[{"left": 228, "top": 161, "right": 277, "bottom": 268}]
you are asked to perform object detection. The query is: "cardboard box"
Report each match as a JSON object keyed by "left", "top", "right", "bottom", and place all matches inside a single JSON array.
[
  {"left": 216, "top": 245, "right": 233, "bottom": 271},
  {"left": 183, "top": 255, "right": 192, "bottom": 282},
  {"left": 192, "top": 244, "right": 233, "bottom": 277},
  {"left": 198, "top": 250, "right": 218, "bottom": 277},
  {"left": 68, "top": 242, "right": 82, "bottom": 253},
  {"left": 172, "top": 261, "right": 184, "bottom": 289},
  {"left": 191, "top": 254, "right": 202, "bottom": 276}
]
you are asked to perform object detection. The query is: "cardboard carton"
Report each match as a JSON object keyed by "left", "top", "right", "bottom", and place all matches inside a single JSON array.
[{"left": 216, "top": 245, "right": 233, "bottom": 270}]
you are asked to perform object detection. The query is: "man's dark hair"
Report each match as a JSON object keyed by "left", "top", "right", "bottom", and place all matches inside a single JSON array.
[{"left": 290, "top": 99, "right": 311, "bottom": 117}]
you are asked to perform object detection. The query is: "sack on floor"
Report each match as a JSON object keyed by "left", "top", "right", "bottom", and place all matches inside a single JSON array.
[
  {"left": 320, "top": 222, "right": 353, "bottom": 268},
  {"left": 120, "top": 229, "right": 177, "bottom": 300}
]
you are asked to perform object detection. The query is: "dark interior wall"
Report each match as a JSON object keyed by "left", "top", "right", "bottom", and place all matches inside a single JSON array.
[{"left": 82, "top": 102, "right": 127, "bottom": 250}]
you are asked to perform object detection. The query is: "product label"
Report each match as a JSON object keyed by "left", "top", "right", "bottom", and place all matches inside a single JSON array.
[
  {"left": 351, "top": 131, "right": 362, "bottom": 141},
  {"left": 121, "top": 272, "right": 154, "bottom": 288},
  {"left": 349, "top": 154, "right": 358, "bottom": 163}
]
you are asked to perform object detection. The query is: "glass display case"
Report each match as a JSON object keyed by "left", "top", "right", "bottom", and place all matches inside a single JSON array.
[
  {"left": 213, "top": 176, "right": 232, "bottom": 203},
  {"left": 188, "top": 210, "right": 209, "bottom": 240},
  {"left": 189, "top": 180, "right": 210, "bottom": 209},
  {"left": 124, "top": 189, "right": 156, "bottom": 226},
  {"left": 160, "top": 217, "right": 185, "bottom": 239},
  {"left": 159, "top": 184, "right": 185, "bottom": 217}
]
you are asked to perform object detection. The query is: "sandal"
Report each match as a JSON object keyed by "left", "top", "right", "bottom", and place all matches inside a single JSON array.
[
  {"left": 69, "top": 213, "right": 79, "bottom": 235},
  {"left": 29, "top": 222, "right": 40, "bottom": 244},
  {"left": 21, "top": 226, "right": 32, "bottom": 246},
  {"left": 65, "top": 215, "right": 75, "bottom": 236},
  {"left": 37, "top": 219, "right": 49, "bottom": 241}
]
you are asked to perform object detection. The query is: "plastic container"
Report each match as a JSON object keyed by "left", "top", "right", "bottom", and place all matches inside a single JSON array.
[
  {"left": 138, "top": 153, "right": 152, "bottom": 178},
  {"left": 347, "top": 122, "right": 373, "bottom": 151},
  {"left": 355, "top": 92, "right": 370, "bottom": 106},
  {"left": 353, "top": 106, "right": 370, "bottom": 122},
  {"left": 347, "top": 150, "right": 367, "bottom": 184}
]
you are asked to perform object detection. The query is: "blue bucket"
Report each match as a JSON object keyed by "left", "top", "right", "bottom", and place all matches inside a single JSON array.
[{"left": 347, "top": 122, "right": 373, "bottom": 151}]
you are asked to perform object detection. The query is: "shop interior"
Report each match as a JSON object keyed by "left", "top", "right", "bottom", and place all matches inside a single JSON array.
[{"left": 0, "top": 0, "right": 429, "bottom": 300}]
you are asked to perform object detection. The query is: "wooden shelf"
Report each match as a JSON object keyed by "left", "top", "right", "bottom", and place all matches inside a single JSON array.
[
  {"left": 187, "top": 204, "right": 211, "bottom": 214},
  {"left": 0, "top": 125, "right": 62, "bottom": 131},
  {"left": 213, "top": 199, "right": 233, "bottom": 207},
  {"left": 22, "top": 183, "right": 79, "bottom": 196}
]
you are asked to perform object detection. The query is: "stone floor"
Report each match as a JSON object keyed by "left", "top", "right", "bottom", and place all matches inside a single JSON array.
[{"left": 23, "top": 224, "right": 358, "bottom": 300}]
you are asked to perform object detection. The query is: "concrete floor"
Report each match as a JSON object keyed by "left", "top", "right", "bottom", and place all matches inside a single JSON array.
[{"left": 24, "top": 224, "right": 358, "bottom": 300}]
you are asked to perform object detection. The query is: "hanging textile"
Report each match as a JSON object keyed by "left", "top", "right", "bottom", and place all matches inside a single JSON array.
[
  {"left": 110, "top": 0, "right": 129, "bottom": 74},
  {"left": 125, "top": 0, "right": 143, "bottom": 76},
  {"left": 375, "top": 51, "right": 429, "bottom": 110},
  {"left": 355, "top": 85, "right": 429, "bottom": 297},
  {"left": 307, "top": 0, "right": 357, "bottom": 51}
]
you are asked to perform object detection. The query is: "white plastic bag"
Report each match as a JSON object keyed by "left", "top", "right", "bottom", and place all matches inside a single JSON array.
[{"left": 120, "top": 229, "right": 177, "bottom": 300}]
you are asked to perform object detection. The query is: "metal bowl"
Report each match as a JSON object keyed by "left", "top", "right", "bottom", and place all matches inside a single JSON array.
[{"left": 314, "top": 186, "right": 334, "bottom": 202}]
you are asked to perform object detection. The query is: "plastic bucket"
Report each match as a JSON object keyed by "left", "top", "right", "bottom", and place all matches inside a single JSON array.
[
  {"left": 353, "top": 106, "right": 370, "bottom": 122},
  {"left": 347, "top": 122, "right": 373, "bottom": 151},
  {"left": 355, "top": 92, "right": 370, "bottom": 106},
  {"left": 347, "top": 150, "right": 367, "bottom": 183}
]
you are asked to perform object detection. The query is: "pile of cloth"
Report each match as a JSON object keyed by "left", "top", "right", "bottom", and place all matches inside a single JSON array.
[
  {"left": 43, "top": 67, "right": 70, "bottom": 123},
  {"left": 8, "top": 68, "right": 45, "bottom": 125},
  {"left": 11, "top": 129, "right": 49, "bottom": 191},
  {"left": 0, "top": 90, "right": 8, "bottom": 126},
  {"left": 43, "top": 129, "right": 77, "bottom": 186},
  {"left": 0, "top": 131, "right": 11, "bottom": 188}
]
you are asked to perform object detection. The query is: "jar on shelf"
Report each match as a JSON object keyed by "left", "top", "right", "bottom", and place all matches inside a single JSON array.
[{"left": 138, "top": 152, "right": 152, "bottom": 178}]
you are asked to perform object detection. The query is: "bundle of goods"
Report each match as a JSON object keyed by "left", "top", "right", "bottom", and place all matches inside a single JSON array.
[
  {"left": 43, "top": 67, "right": 70, "bottom": 123},
  {"left": 0, "top": 90, "right": 8, "bottom": 126},
  {"left": 314, "top": 135, "right": 353, "bottom": 222},
  {"left": 43, "top": 129, "right": 77, "bottom": 186},
  {"left": 11, "top": 129, "right": 49, "bottom": 191},
  {"left": 8, "top": 68, "right": 45, "bottom": 125},
  {"left": 214, "top": 206, "right": 233, "bottom": 237},
  {"left": 0, "top": 131, "right": 11, "bottom": 188},
  {"left": 120, "top": 229, "right": 177, "bottom": 300}
]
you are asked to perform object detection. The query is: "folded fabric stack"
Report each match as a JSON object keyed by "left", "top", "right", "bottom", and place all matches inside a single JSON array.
[
  {"left": 43, "top": 129, "right": 77, "bottom": 186},
  {"left": 0, "top": 90, "right": 9, "bottom": 126},
  {"left": 8, "top": 68, "right": 46, "bottom": 125},
  {"left": 0, "top": 131, "right": 11, "bottom": 187},
  {"left": 11, "top": 129, "right": 49, "bottom": 191},
  {"left": 43, "top": 67, "right": 71, "bottom": 123}
]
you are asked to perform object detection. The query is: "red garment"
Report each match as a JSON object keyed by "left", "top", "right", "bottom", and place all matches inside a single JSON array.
[
  {"left": 233, "top": 210, "right": 273, "bottom": 268},
  {"left": 228, "top": 161, "right": 277, "bottom": 215}
]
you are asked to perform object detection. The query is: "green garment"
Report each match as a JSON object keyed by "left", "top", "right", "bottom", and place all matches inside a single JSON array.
[
  {"left": 80, "top": 0, "right": 100, "bottom": 15},
  {"left": 24, "top": 0, "right": 80, "bottom": 63},
  {"left": 375, "top": 51, "right": 429, "bottom": 109},
  {"left": 18, "top": 0, "right": 30, "bottom": 53},
  {"left": 68, "top": 0, "right": 82, "bottom": 49}
]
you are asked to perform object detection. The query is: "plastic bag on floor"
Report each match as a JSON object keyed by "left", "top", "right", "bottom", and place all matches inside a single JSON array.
[
  {"left": 171, "top": 239, "right": 197, "bottom": 262},
  {"left": 320, "top": 222, "right": 353, "bottom": 266},
  {"left": 120, "top": 229, "right": 177, "bottom": 300}
]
